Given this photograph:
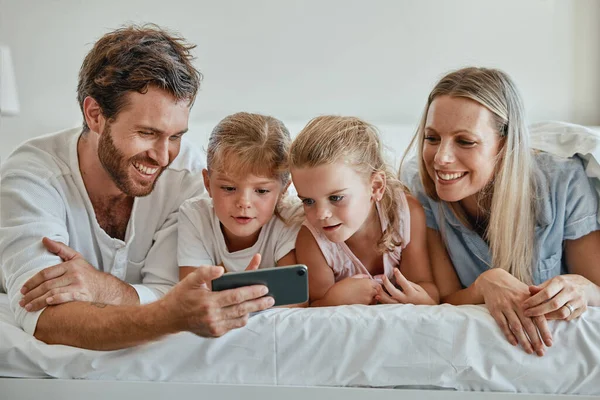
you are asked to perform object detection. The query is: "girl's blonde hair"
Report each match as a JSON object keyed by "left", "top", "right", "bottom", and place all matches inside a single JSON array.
[
  {"left": 401, "top": 67, "right": 536, "bottom": 283},
  {"left": 290, "top": 116, "right": 408, "bottom": 253},
  {"left": 207, "top": 112, "right": 292, "bottom": 219}
]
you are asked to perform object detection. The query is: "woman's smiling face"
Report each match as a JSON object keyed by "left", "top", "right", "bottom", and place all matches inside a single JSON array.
[{"left": 422, "top": 95, "right": 502, "bottom": 208}]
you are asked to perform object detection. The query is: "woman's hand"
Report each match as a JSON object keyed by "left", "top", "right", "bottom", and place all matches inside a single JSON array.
[
  {"left": 320, "top": 275, "right": 381, "bottom": 306},
  {"left": 522, "top": 274, "right": 595, "bottom": 321},
  {"left": 377, "top": 268, "right": 436, "bottom": 305},
  {"left": 475, "top": 269, "right": 552, "bottom": 356}
]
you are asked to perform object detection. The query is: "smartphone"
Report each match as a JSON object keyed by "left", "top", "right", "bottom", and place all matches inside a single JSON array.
[{"left": 211, "top": 264, "right": 308, "bottom": 307}]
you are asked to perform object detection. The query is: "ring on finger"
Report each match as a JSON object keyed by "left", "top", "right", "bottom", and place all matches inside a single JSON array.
[{"left": 564, "top": 303, "right": 575, "bottom": 316}]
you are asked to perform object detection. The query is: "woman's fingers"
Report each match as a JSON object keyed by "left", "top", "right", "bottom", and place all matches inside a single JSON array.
[
  {"left": 532, "top": 315, "right": 553, "bottom": 347},
  {"left": 504, "top": 310, "right": 535, "bottom": 354},
  {"left": 490, "top": 310, "right": 518, "bottom": 347},
  {"left": 566, "top": 304, "right": 587, "bottom": 321},
  {"left": 522, "top": 279, "right": 560, "bottom": 309},
  {"left": 523, "top": 288, "right": 570, "bottom": 317},
  {"left": 517, "top": 311, "right": 545, "bottom": 356}
]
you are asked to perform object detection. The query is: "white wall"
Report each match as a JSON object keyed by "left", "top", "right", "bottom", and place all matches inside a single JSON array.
[{"left": 0, "top": 0, "right": 599, "bottom": 161}]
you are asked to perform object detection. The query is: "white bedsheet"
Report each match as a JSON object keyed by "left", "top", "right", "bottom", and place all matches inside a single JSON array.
[{"left": 1, "top": 294, "right": 599, "bottom": 395}]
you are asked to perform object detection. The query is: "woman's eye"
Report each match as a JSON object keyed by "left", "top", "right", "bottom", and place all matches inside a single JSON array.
[
  {"left": 301, "top": 198, "right": 315, "bottom": 206},
  {"left": 329, "top": 195, "right": 344, "bottom": 202},
  {"left": 424, "top": 136, "right": 439, "bottom": 143},
  {"left": 458, "top": 140, "right": 476, "bottom": 146}
]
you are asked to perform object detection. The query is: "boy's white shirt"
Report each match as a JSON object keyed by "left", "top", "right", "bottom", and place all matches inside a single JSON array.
[{"left": 177, "top": 195, "right": 303, "bottom": 272}]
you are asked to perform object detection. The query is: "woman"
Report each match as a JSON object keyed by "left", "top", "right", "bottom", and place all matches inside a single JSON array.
[{"left": 400, "top": 67, "right": 600, "bottom": 356}]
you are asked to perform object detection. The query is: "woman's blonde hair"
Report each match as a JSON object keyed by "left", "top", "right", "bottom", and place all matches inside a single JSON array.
[
  {"left": 207, "top": 112, "right": 292, "bottom": 219},
  {"left": 290, "top": 116, "right": 408, "bottom": 253},
  {"left": 401, "top": 67, "right": 536, "bottom": 283}
]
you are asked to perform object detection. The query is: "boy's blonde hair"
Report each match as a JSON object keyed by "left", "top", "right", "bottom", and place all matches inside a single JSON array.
[
  {"left": 207, "top": 112, "right": 292, "bottom": 185},
  {"left": 290, "top": 116, "right": 408, "bottom": 253},
  {"left": 401, "top": 67, "right": 536, "bottom": 283},
  {"left": 207, "top": 112, "right": 292, "bottom": 219}
]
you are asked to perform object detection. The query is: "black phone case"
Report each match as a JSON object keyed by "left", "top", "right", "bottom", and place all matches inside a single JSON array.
[{"left": 211, "top": 265, "right": 308, "bottom": 307}]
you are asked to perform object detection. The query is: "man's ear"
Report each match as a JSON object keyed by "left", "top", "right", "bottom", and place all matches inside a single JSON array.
[
  {"left": 371, "top": 171, "right": 386, "bottom": 202},
  {"left": 82, "top": 96, "right": 106, "bottom": 135},
  {"left": 202, "top": 169, "right": 212, "bottom": 197}
]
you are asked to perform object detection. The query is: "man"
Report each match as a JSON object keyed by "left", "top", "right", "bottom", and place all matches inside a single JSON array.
[{"left": 0, "top": 25, "right": 273, "bottom": 350}]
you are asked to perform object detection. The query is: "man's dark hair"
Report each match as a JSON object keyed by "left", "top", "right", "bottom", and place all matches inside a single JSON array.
[{"left": 77, "top": 24, "right": 202, "bottom": 132}]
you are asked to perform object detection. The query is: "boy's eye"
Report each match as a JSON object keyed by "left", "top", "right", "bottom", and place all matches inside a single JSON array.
[
  {"left": 301, "top": 198, "right": 315, "bottom": 206},
  {"left": 329, "top": 195, "right": 344, "bottom": 202},
  {"left": 256, "top": 189, "right": 270, "bottom": 195},
  {"left": 221, "top": 186, "right": 236, "bottom": 192}
]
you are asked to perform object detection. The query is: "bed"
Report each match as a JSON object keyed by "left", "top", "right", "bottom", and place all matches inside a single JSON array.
[
  {"left": 2, "top": 122, "right": 600, "bottom": 399},
  {"left": 1, "top": 293, "right": 599, "bottom": 398}
]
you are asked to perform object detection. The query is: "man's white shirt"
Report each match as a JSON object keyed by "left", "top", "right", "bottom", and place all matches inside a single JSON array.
[{"left": 0, "top": 128, "right": 205, "bottom": 335}]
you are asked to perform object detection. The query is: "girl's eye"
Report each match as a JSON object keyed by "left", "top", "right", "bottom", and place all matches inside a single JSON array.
[
  {"left": 221, "top": 186, "right": 236, "bottom": 192},
  {"left": 256, "top": 189, "right": 270, "bottom": 195},
  {"left": 329, "top": 195, "right": 344, "bottom": 202},
  {"left": 424, "top": 135, "right": 439, "bottom": 143},
  {"left": 301, "top": 198, "right": 315, "bottom": 206}
]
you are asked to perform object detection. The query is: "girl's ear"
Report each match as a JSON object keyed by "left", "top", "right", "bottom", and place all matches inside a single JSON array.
[
  {"left": 202, "top": 169, "right": 212, "bottom": 197},
  {"left": 371, "top": 171, "right": 386, "bottom": 202}
]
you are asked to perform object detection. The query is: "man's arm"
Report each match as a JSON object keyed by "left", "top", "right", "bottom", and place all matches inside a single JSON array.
[
  {"left": 19, "top": 238, "right": 140, "bottom": 311},
  {"left": 1, "top": 168, "right": 78, "bottom": 334},
  {"left": 33, "top": 266, "right": 274, "bottom": 350}
]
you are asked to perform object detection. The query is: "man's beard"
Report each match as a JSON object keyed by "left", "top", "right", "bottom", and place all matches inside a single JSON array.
[{"left": 97, "top": 124, "right": 166, "bottom": 197}]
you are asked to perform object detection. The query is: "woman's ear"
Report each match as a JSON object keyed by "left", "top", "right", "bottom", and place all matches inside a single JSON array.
[
  {"left": 202, "top": 169, "right": 212, "bottom": 197},
  {"left": 371, "top": 171, "right": 386, "bottom": 202}
]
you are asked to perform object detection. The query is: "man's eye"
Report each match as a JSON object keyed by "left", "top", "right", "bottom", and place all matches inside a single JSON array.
[
  {"left": 140, "top": 131, "right": 154, "bottom": 136},
  {"left": 169, "top": 134, "right": 183, "bottom": 141},
  {"left": 329, "top": 195, "right": 344, "bottom": 202}
]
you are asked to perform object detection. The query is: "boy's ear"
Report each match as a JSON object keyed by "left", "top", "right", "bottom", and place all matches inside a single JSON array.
[
  {"left": 202, "top": 169, "right": 212, "bottom": 197},
  {"left": 371, "top": 171, "right": 386, "bottom": 202}
]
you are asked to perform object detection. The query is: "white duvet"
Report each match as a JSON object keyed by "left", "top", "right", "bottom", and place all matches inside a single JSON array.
[{"left": 1, "top": 294, "right": 599, "bottom": 395}]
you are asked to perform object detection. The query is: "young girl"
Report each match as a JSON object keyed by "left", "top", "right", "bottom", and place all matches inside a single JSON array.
[
  {"left": 178, "top": 112, "right": 303, "bottom": 284},
  {"left": 290, "top": 116, "right": 439, "bottom": 307}
]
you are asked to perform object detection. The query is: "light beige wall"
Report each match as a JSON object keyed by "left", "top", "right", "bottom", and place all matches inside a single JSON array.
[{"left": 0, "top": 0, "right": 598, "bottom": 160}]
